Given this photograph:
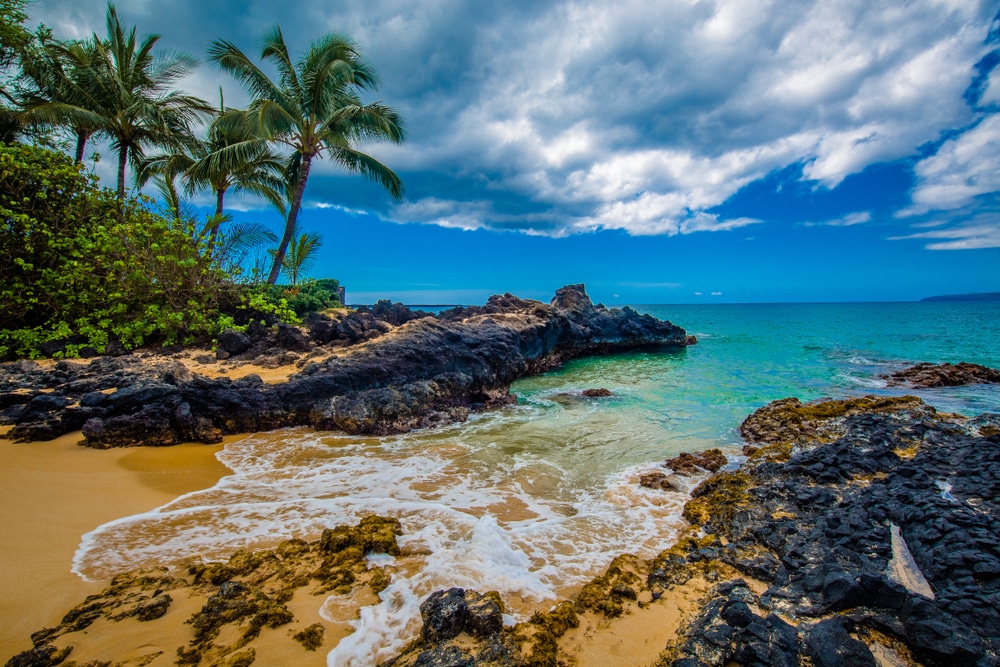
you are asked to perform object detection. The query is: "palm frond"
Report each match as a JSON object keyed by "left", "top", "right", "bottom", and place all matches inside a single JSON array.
[
  {"left": 208, "top": 38, "right": 286, "bottom": 105},
  {"left": 260, "top": 25, "right": 302, "bottom": 99},
  {"left": 325, "top": 143, "right": 404, "bottom": 200}
]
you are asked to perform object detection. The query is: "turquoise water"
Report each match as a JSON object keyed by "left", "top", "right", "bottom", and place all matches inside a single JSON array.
[
  {"left": 515, "top": 301, "right": 1000, "bottom": 452},
  {"left": 74, "top": 301, "right": 1000, "bottom": 666}
]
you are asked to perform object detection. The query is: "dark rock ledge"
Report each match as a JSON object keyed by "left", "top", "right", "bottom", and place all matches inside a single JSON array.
[
  {"left": 0, "top": 285, "right": 690, "bottom": 448},
  {"left": 389, "top": 396, "right": 1000, "bottom": 667},
  {"left": 882, "top": 362, "right": 1000, "bottom": 388}
]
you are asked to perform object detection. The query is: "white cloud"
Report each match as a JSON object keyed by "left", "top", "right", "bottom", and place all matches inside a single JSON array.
[
  {"left": 907, "top": 114, "right": 1000, "bottom": 213},
  {"left": 891, "top": 222, "right": 1000, "bottom": 250},
  {"left": 26, "top": 0, "right": 1000, "bottom": 239},
  {"left": 804, "top": 211, "right": 872, "bottom": 226}
]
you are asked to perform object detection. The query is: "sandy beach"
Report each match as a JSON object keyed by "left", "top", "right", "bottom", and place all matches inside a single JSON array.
[{"left": 0, "top": 430, "right": 231, "bottom": 659}]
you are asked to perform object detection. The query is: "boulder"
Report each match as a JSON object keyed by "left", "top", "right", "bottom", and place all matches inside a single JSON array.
[{"left": 216, "top": 329, "right": 251, "bottom": 356}]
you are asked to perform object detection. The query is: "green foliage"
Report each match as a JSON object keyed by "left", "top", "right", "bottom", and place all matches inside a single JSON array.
[
  {"left": 0, "top": 0, "right": 30, "bottom": 71},
  {"left": 0, "top": 144, "right": 302, "bottom": 358},
  {"left": 266, "top": 278, "right": 341, "bottom": 316},
  {"left": 281, "top": 227, "right": 322, "bottom": 286},
  {"left": 209, "top": 26, "right": 405, "bottom": 283}
]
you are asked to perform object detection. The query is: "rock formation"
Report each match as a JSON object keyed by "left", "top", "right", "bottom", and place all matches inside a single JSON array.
[
  {"left": 0, "top": 285, "right": 690, "bottom": 447},
  {"left": 882, "top": 362, "right": 1000, "bottom": 388},
  {"left": 390, "top": 396, "right": 1000, "bottom": 666}
]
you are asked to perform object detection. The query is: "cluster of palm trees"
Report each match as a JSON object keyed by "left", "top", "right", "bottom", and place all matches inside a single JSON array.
[{"left": 8, "top": 4, "right": 405, "bottom": 285}]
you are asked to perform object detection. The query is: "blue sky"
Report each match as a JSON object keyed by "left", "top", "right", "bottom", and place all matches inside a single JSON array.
[{"left": 29, "top": 0, "right": 1000, "bottom": 304}]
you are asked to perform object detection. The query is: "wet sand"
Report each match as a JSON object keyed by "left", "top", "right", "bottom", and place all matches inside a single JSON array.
[{"left": 0, "top": 431, "right": 232, "bottom": 659}]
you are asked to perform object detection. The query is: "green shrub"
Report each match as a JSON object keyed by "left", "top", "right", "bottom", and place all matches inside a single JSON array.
[
  {"left": 267, "top": 278, "right": 341, "bottom": 316},
  {"left": 0, "top": 144, "right": 301, "bottom": 358}
]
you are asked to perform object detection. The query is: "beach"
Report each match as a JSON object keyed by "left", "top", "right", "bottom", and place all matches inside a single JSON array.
[
  {"left": 0, "top": 431, "right": 230, "bottom": 658},
  {"left": 2, "top": 299, "right": 999, "bottom": 666}
]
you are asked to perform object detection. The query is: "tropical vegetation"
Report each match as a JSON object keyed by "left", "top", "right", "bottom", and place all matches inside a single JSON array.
[
  {"left": 209, "top": 27, "right": 405, "bottom": 283},
  {"left": 0, "top": 1, "right": 404, "bottom": 358}
]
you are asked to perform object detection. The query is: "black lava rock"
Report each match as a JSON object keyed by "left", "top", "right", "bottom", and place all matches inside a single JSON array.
[
  {"left": 421, "top": 588, "right": 469, "bottom": 642},
  {"left": 216, "top": 328, "right": 252, "bottom": 356}
]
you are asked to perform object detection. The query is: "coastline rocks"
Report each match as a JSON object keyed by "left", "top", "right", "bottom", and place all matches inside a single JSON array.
[
  {"left": 639, "top": 448, "right": 728, "bottom": 492},
  {"left": 420, "top": 589, "right": 504, "bottom": 643},
  {"left": 216, "top": 329, "right": 251, "bottom": 356},
  {"left": 639, "top": 470, "right": 685, "bottom": 492},
  {"left": 883, "top": 362, "right": 1000, "bottom": 388},
  {"left": 396, "top": 396, "right": 1000, "bottom": 666},
  {"left": 666, "top": 396, "right": 1000, "bottom": 667},
  {"left": 664, "top": 449, "right": 727, "bottom": 476},
  {"left": 1, "top": 285, "right": 691, "bottom": 446},
  {"left": 6, "top": 516, "right": 404, "bottom": 667}
]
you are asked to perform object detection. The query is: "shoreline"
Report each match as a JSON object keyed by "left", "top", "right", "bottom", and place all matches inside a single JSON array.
[
  {"left": 0, "top": 431, "right": 233, "bottom": 659},
  {"left": 4, "top": 392, "right": 999, "bottom": 666}
]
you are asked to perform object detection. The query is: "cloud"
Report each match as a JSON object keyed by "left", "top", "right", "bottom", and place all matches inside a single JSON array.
[
  {"left": 890, "top": 220, "right": 1000, "bottom": 250},
  {"left": 804, "top": 211, "right": 872, "bottom": 227},
  {"left": 907, "top": 114, "right": 1000, "bottom": 213},
  {"left": 27, "top": 0, "right": 1000, "bottom": 239}
]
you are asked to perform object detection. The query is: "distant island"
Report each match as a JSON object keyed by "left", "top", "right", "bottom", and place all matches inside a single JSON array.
[{"left": 921, "top": 292, "right": 1000, "bottom": 302}]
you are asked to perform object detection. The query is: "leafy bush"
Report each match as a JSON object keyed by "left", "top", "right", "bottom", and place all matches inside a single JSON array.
[
  {"left": 0, "top": 144, "right": 299, "bottom": 358},
  {"left": 267, "top": 278, "right": 342, "bottom": 316}
]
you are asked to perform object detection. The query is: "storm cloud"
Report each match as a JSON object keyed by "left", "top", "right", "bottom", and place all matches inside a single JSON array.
[{"left": 30, "top": 0, "right": 1000, "bottom": 246}]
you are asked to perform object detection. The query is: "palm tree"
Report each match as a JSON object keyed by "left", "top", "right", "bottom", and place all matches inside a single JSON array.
[
  {"left": 19, "top": 37, "right": 106, "bottom": 162},
  {"left": 209, "top": 26, "right": 405, "bottom": 284},
  {"left": 100, "top": 5, "right": 213, "bottom": 198},
  {"left": 282, "top": 227, "right": 322, "bottom": 286},
  {"left": 48, "top": 4, "right": 212, "bottom": 199},
  {"left": 140, "top": 98, "right": 286, "bottom": 250}
]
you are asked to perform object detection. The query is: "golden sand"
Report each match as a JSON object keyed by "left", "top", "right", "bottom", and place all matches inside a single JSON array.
[{"left": 0, "top": 431, "right": 230, "bottom": 659}]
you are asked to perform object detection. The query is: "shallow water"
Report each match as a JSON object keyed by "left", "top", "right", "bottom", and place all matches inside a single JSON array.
[{"left": 73, "top": 301, "right": 1000, "bottom": 666}]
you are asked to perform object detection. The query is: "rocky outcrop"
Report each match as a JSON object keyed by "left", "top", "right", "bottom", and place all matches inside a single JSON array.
[
  {"left": 669, "top": 396, "right": 1000, "bottom": 667},
  {"left": 0, "top": 285, "right": 689, "bottom": 447},
  {"left": 883, "top": 362, "right": 1000, "bottom": 388},
  {"left": 393, "top": 397, "right": 1000, "bottom": 667},
  {"left": 5, "top": 516, "right": 403, "bottom": 667}
]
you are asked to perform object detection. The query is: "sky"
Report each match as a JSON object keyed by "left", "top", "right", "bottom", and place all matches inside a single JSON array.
[{"left": 27, "top": 0, "right": 1000, "bottom": 305}]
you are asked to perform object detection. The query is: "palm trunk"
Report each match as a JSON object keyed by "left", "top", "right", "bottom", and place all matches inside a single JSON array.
[
  {"left": 74, "top": 131, "right": 91, "bottom": 164},
  {"left": 116, "top": 145, "right": 128, "bottom": 200},
  {"left": 207, "top": 188, "right": 225, "bottom": 257},
  {"left": 267, "top": 153, "right": 312, "bottom": 285}
]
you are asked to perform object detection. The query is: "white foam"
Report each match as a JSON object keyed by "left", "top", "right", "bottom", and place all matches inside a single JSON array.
[
  {"left": 73, "top": 404, "right": 698, "bottom": 664},
  {"left": 834, "top": 372, "right": 888, "bottom": 389}
]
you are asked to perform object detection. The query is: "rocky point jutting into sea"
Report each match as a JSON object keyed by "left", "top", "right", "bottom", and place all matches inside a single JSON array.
[{"left": 0, "top": 285, "right": 692, "bottom": 447}]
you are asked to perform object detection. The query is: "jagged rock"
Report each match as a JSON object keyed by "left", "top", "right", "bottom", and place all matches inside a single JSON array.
[
  {"left": 581, "top": 388, "right": 613, "bottom": 397},
  {"left": 421, "top": 588, "right": 469, "bottom": 642},
  {"left": 1, "top": 285, "right": 691, "bottom": 446},
  {"left": 664, "top": 449, "right": 727, "bottom": 476},
  {"left": 883, "top": 361, "right": 1000, "bottom": 388},
  {"left": 133, "top": 594, "right": 172, "bottom": 621},
  {"left": 417, "top": 588, "right": 504, "bottom": 645},
  {"left": 104, "top": 340, "right": 128, "bottom": 357},
  {"left": 670, "top": 396, "right": 1000, "bottom": 667},
  {"left": 462, "top": 591, "right": 504, "bottom": 638},
  {"left": 217, "top": 328, "right": 252, "bottom": 356},
  {"left": 276, "top": 323, "right": 311, "bottom": 352},
  {"left": 4, "top": 644, "right": 72, "bottom": 667},
  {"left": 807, "top": 617, "right": 876, "bottom": 667},
  {"left": 411, "top": 646, "right": 475, "bottom": 667},
  {"left": 639, "top": 470, "right": 685, "bottom": 492}
]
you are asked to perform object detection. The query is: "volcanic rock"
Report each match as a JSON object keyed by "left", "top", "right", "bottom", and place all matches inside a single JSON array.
[
  {"left": 664, "top": 449, "right": 728, "bottom": 475},
  {"left": 1, "top": 285, "right": 691, "bottom": 446},
  {"left": 883, "top": 361, "right": 1000, "bottom": 388}
]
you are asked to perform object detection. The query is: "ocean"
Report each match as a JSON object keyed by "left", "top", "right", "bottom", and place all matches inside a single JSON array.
[{"left": 72, "top": 301, "right": 1000, "bottom": 665}]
